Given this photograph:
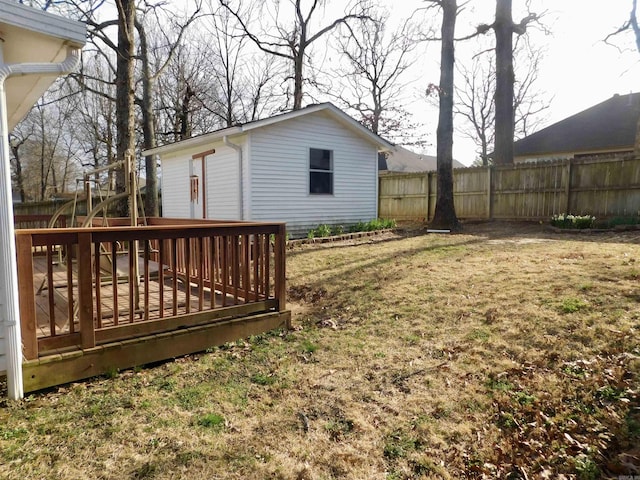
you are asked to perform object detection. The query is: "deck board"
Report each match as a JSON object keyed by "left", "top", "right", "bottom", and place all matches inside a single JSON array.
[{"left": 32, "top": 256, "right": 240, "bottom": 340}]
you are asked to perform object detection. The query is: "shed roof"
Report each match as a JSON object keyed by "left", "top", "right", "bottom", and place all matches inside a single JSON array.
[
  {"left": 143, "top": 103, "right": 395, "bottom": 157},
  {"left": 0, "top": 0, "right": 86, "bottom": 129},
  {"left": 513, "top": 92, "right": 640, "bottom": 157}
]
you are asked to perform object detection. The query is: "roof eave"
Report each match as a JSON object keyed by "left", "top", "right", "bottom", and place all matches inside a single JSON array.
[
  {"left": 0, "top": 0, "right": 86, "bottom": 48},
  {"left": 142, "top": 126, "right": 244, "bottom": 157}
]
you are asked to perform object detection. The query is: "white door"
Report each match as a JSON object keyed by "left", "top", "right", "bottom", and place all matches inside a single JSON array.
[{"left": 189, "top": 157, "right": 204, "bottom": 219}]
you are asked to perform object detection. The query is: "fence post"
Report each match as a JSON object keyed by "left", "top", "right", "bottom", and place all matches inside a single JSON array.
[
  {"left": 564, "top": 158, "right": 572, "bottom": 214},
  {"left": 425, "top": 172, "right": 430, "bottom": 222},
  {"left": 77, "top": 232, "right": 95, "bottom": 349},
  {"left": 486, "top": 166, "right": 493, "bottom": 220},
  {"left": 16, "top": 233, "right": 38, "bottom": 360}
]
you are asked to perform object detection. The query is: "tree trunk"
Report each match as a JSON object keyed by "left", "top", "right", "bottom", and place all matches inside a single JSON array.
[
  {"left": 115, "top": 0, "right": 136, "bottom": 216},
  {"left": 9, "top": 144, "right": 26, "bottom": 202},
  {"left": 493, "top": 0, "right": 515, "bottom": 165},
  {"left": 138, "top": 23, "right": 159, "bottom": 217},
  {"left": 430, "top": 0, "right": 460, "bottom": 231},
  {"left": 293, "top": 50, "right": 304, "bottom": 110},
  {"left": 179, "top": 84, "right": 193, "bottom": 141}
]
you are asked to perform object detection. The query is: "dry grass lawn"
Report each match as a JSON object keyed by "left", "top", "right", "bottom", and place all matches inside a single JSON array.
[{"left": 1, "top": 222, "right": 639, "bottom": 479}]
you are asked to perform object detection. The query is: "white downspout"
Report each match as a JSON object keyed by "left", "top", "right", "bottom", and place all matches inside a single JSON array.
[
  {"left": 0, "top": 46, "right": 81, "bottom": 400},
  {"left": 223, "top": 135, "right": 244, "bottom": 220}
]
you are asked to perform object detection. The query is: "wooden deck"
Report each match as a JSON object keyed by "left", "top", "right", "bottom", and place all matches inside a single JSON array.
[
  {"left": 16, "top": 217, "right": 290, "bottom": 392},
  {"left": 33, "top": 254, "right": 242, "bottom": 339}
]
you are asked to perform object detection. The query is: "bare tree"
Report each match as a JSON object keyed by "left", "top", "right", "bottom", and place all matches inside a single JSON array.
[
  {"left": 155, "top": 37, "right": 218, "bottom": 142},
  {"left": 475, "top": 0, "right": 538, "bottom": 165},
  {"left": 194, "top": 6, "right": 281, "bottom": 128},
  {"left": 9, "top": 92, "right": 83, "bottom": 201},
  {"left": 455, "top": 52, "right": 495, "bottom": 166},
  {"left": 426, "top": 0, "right": 460, "bottom": 230},
  {"left": 606, "top": 0, "right": 640, "bottom": 155},
  {"left": 219, "top": 0, "right": 371, "bottom": 110},
  {"left": 331, "top": 10, "right": 425, "bottom": 146},
  {"left": 135, "top": 2, "right": 202, "bottom": 216},
  {"left": 455, "top": 35, "right": 549, "bottom": 166}
]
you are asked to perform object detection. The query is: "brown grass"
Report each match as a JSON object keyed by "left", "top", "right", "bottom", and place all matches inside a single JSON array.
[{"left": 1, "top": 222, "right": 639, "bottom": 479}]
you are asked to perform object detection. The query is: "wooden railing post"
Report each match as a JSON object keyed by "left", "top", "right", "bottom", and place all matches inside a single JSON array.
[
  {"left": 274, "top": 224, "right": 287, "bottom": 321},
  {"left": 16, "top": 233, "right": 38, "bottom": 360},
  {"left": 77, "top": 232, "right": 95, "bottom": 349}
]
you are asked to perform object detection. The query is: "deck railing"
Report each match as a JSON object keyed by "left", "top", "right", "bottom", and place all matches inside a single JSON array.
[{"left": 15, "top": 218, "right": 287, "bottom": 360}]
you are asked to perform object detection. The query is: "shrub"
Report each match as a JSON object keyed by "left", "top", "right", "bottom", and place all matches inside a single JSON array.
[
  {"left": 348, "top": 218, "right": 396, "bottom": 233},
  {"left": 551, "top": 214, "right": 595, "bottom": 229},
  {"left": 307, "top": 224, "right": 331, "bottom": 238},
  {"left": 306, "top": 219, "right": 396, "bottom": 238},
  {"left": 595, "top": 215, "right": 640, "bottom": 228}
]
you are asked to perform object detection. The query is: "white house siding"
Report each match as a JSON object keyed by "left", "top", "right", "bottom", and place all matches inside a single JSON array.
[
  {"left": 249, "top": 112, "right": 378, "bottom": 237},
  {"left": 160, "top": 154, "right": 192, "bottom": 218},
  {"left": 205, "top": 143, "right": 243, "bottom": 220}
]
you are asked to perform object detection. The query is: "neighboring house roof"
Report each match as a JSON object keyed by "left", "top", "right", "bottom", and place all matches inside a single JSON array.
[
  {"left": 379, "top": 146, "right": 465, "bottom": 172},
  {"left": 513, "top": 92, "right": 640, "bottom": 158},
  {"left": 0, "top": 0, "right": 86, "bottom": 130},
  {"left": 143, "top": 103, "right": 394, "bottom": 157}
]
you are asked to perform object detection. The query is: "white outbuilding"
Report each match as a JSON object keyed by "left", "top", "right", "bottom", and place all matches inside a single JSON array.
[
  {"left": 0, "top": 0, "right": 86, "bottom": 399},
  {"left": 144, "top": 103, "right": 393, "bottom": 237}
]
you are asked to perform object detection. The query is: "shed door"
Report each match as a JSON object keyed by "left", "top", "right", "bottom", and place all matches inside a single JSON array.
[{"left": 189, "top": 157, "right": 204, "bottom": 219}]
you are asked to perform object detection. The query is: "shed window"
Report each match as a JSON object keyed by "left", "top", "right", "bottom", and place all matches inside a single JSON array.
[{"left": 309, "top": 148, "right": 333, "bottom": 194}]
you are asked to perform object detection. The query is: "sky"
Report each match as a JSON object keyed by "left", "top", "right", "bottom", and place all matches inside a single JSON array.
[
  {"left": 93, "top": 0, "right": 640, "bottom": 166},
  {"left": 381, "top": 0, "right": 640, "bottom": 165}
]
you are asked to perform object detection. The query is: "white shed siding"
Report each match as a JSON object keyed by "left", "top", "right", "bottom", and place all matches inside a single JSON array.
[
  {"left": 160, "top": 154, "right": 192, "bottom": 218},
  {"left": 249, "top": 112, "right": 378, "bottom": 236},
  {"left": 0, "top": 329, "right": 6, "bottom": 374},
  {"left": 205, "top": 143, "right": 242, "bottom": 220}
]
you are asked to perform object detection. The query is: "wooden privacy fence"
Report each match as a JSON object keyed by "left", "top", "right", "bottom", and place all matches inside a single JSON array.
[
  {"left": 379, "top": 156, "right": 640, "bottom": 221},
  {"left": 15, "top": 218, "right": 287, "bottom": 361}
]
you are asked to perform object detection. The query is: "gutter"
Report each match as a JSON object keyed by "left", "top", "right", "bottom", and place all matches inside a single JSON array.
[
  {"left": 223, "top": 135, "right": 244, "bottom": 221},
  {"left": 0, "top": 46, "right": 81, "bottom": 400}
]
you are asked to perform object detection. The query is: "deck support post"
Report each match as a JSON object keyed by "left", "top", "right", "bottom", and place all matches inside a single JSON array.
[
  {"left": 15, "top": 234, "right": 38, "bottom": 360},
  {"left": 274, "top": 223, "right": 289, "bottom": 327}
]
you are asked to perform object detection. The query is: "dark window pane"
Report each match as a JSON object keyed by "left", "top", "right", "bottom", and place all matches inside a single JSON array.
[
  {"left": 310, "top": 171, "right": 333, "bottom": 194},
  {"left": 310, "top": 148, "right": 331, "bottom": 171}
]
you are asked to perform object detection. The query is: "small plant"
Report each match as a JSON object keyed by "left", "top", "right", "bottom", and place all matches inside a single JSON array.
[
  {"left": 307, "top": 224, "right": 331, "bottom": 238},
  {"left": 348, "top": 218, "right": 396, "bottom": 233},
  {"left": 574, "top": 454, "right": 600, "bottom": 480},
  {"left": 560, "top": 297, "right": 588, "bottom": 314},
  {"left": 197, "top": 413, "right": 225, "bottom": 430},
  {"left": 383, "top": 430, "right": 420, "bottom": 459},
  {"left": 325, "top": 418, "right": 354, "bottom": 441},
  {"left": 551, "top": 213, "right": 595, "bottom": 229},
  {"left": 596, "top": 385, "right": 623, "bottom": 401},
  {"left": 250, "top": 373, "right": 276, "bottom": 386},
  {"left": 514, "top": 391, "right": 536, "bottom": 405},
  {"left": 301, "top": 340, "right": 318, "bottom": 353},
  {"left": 486, "top": 377, "right": 513, "bottom": 392},
  {"left": 332, "top": 224, "right": 344, "bottom": 235},
  {"left": 315, "top": 224, "right": 332, "bottom": 237}
]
